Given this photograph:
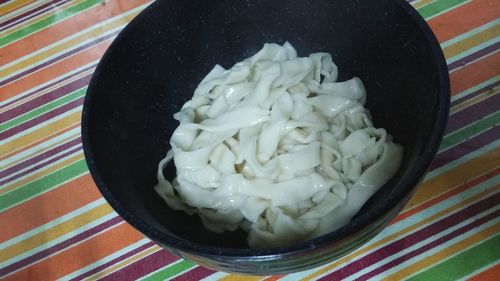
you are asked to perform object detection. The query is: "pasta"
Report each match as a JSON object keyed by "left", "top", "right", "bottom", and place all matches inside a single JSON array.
[{"left": 154, "top": 42, "right": 403, "bottom": 248}]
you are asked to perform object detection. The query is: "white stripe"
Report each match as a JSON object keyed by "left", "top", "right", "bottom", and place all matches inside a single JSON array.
[
  {"left": 0, "top": 142, "right": 81, "bottom": 184},
  {"left": 0, "top": 198, "right": 106, "bottom": 249},
  {"left": 0, "top": 126, "right": 79, "bottom": 168},
  {"left": 0, "top": 24, "right": 123, "bottom": 83},
  {"left": 0, "top": 2, "right": 149, "bottom": 73},
  {"left": 438, "top": 111, "right": 499, "bottom": 154},
  {"left": 200, "top": 272, "right": 228, "bottom": 281},
  {"left": 83, "top": 246, "right": 163, "bottom": 281},
  {"left": 2, "top": 221, "right": 125, "bottom": 279},
  {"left": 0, "top": 85, "right": 87, "bottom": 134},
  {"left": 278, "top": 262, "right": 337, "bottom": 281},
  {"left": 0, "top": 206, "right": 118, "bottom": 269},
  {"left": 0, "top": 105, "right": 81, "bottom": 145},
  {"left": 451, "top": 76, "right": 500, "bottom": 102},
  {"left": 385, "top": 175, "right": 499, "bottom": 240},
  {"left": 0, "top": 67, "right": 93, "bottom": 117},
  {"left": 0, "top": 169, "right": 88, "bottom": 213},
  {"left": 137, "top": 259, "right": 191, "bottom": 281},
  {"left": 301, "top": 175, "right": 499, "bottom": 280},
  {"left": 424, "top": 139, "right": 500, "bottom": 180},
  {"left": 385, "top": 218, "right": 500, "bottom": 280},
  {"left": 447, "top": 36, "right": 500, "bottom": 65},
  {"left": 58, "top": 238, "right": 152, "bottom": 281},
  {"left": 0, "top": 148, "right": 82, "bottom": 192},
  {"left": 0, "top": 0, "right": 50, "bottom": 20},
  {"left": 411, "top": 0, "right": 438, "bottom": 9},
  {"left": 450, "top": 49, "right": 499, "bottom": 73},
  {"left": 0, "top": 0, "right": 100, "bottom": 49},
  {"left": 441, "top": 20, "right": 499, "bottom": 49},
  {"left": 458, "top": 260, "right": 500, "bottom": 281},
  {"left": 346, "top": 205, "right": 500, "bottom": 281},
  {"left": 1, "top": 0, "right": 74, "bottom": 32},
  {"left": 0, "top": 60, "right": 97, "bottom": 108},
  {"left": 0, "top": 212, "right": 117, "bottom": 269},
  {"left": 425, "top": 0, "right": 471, "bottom": 20}
]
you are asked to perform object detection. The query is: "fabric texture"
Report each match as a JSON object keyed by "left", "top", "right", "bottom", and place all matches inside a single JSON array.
[{"left": 0, "top": 0, "right": 499, "bottom": 280}]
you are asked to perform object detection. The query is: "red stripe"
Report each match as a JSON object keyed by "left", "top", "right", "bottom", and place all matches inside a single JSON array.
[
  {"left": 356, "top": 210, "right": 500, "bottom": 280},
  {"left": 317, "top": 192, "right": 500, "bottom": 280},
  {"left": 0, "top": 74, "right": 91, "bottom": 122},
  {"left": 392, "top": 169, "right": 500, "bottom": 224},
  {"left": 170, "top": 266, "right": 215, "bottom": 281},
  {"left": 0, "top": 96, "right": 83, "bottom": 140},
  {"left": 0, "top": 0, "right": 71, "bottom": 31},
  {"left": 99, "top": 249, "right": 179, "bottom": 281}
]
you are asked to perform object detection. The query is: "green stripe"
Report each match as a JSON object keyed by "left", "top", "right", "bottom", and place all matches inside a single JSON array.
[
  {"left": 440, "top": 111, "right": 500, "bottom": 151},
  {"left": 0, "top": 0, "right": 103, "bottom": 48},
  {"left": 0, "top": 159, "right": 88, "bottom": 211},
  {"left": 0, "top": 88, "right": 86, "bottom": 132},
  {"left": 141, "top": 260, "right": 196, "bottom": 281},
  {"left": 417, "top": 0, "right": 468, "bottom": 19},
  {"left": 409, "top": 234, "right": 500, "bottom": 281}
]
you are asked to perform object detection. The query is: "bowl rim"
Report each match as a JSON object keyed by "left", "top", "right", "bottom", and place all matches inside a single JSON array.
[{"left": 81, "top": 0, "right": 450, "bottom": 257}]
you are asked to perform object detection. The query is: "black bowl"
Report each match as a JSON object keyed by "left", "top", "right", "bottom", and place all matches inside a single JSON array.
[{"left": 82, "top": 0, "right": 449, "bottom": 274}]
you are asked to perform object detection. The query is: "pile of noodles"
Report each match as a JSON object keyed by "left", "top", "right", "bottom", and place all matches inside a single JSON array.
[{"left": 155, "top": 42, "right": 403, "bottom": 248}]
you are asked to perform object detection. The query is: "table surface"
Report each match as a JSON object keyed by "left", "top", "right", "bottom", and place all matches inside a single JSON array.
[{"left": 1, "top": 0, "right": 499, "bottom": 280}]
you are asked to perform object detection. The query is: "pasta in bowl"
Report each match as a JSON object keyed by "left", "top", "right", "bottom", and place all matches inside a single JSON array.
[
  {"left": 154, "top": 42, "right": 403, "bottom": 248},
  {"left": 82, "top": 0, "right": 449, "bottom": 274}
]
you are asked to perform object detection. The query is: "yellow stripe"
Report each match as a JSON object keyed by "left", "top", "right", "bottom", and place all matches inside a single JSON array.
[
  {"left": 0, "top": 10, "right": 140, "bottom": 78},
  {"left": 0, "top": 68, "right": 94, "bottom": 114},
  {"left": 450, "top": 87, "right": 499, "bottom": 115},
  {"left": 301, "top": 171, "right": 499, "bottom": 280},
  {"left": 443, "top": 24, "right": 500, "bottom": 59},
  {"left": 0, "top": 110, "right": 81, "bottom": 155},
  {"left": 1, "top": 0, "right": 83, "bottom": 35},
  {"left": 0, "top": 0, "right": 33, "bottom": 16},
  {"left": 219, "top": 275, "right": 263, "bottom": 281},
  {"left": 0, "top": 129, "right": 78, "bottom": 171},
  {"left": 403, "top": 147, "right": 500, "bottom": 212},
  {"left": 383, "top": 223, "right": 500, "bottom": 280},
  {"left": 84, "top": 246, "right": 162, "bottom": 281},
  {"left": 413, "top": 0, "right": 436, "bottom": 9},
  {"left": 0, "top": 153, "right": 84, "bottom": 195},
  {"left": 0, "top": 202, "right": 113, "bottom": 263},
  {"left": 0, "top": 0, "right": 46, "bottom": 22}
]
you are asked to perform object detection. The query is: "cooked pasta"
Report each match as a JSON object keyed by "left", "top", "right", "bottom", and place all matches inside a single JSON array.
[{"left": 154, "top": 42, "right": 403, "bottom": 248}]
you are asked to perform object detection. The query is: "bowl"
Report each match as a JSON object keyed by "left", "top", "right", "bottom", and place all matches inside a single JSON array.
[{"left": 81, "top": 0, "right": 449, "bottom": 275}]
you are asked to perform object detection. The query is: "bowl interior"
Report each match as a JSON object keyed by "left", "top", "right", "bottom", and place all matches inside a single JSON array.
[{"left": 83, "top": 0, "right": 447, "bottom": 252}]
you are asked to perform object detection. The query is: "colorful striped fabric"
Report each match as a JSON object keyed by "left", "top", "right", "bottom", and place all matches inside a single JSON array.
[{"left": 0, "top": 0, "right": 499, "bottom": 280}]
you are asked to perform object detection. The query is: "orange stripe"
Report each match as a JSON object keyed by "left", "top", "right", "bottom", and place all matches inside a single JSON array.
[
  {"left": 0, "top": 153, "right": 84, "bottom": 197},
  {"left": 394, "top": 168, "right": 499, "bottom": 224},
  {"left": 264, "top": 275, "right": 285, "bottom": 281},
  {"left": 468, "top": 263, "right": 500, "bottom": 281},
  {"left": 401, "top": 147, "right": 500, "bottom": 212},
  {"left": 0, "top": 174, "right": 100, "bottom": 242},
  {"left": 0, "top": 39, "right": 111, "bottom": 101},
  {"left": 0, "top": 67, "right": 94, "bottom": 114},
  {"left": 0, "top": 123, "right": 79, "bottom": 162},
  {"left": 0, "top": 0, "right": 34, "bottom": 16},
  {"left": 3, "top": 222, "right": 144, "bottom": 281},
  {"left": 383, "top": 223, "right": 500, "bottom": 280},
  {"left": 219, "top": 276, "right": 262, "bottom": 281},
  {"left": 0, "top": 0, "right": 148, "bottom": 65},
  {"left": 0, "top": 110, "right": 81, "bottom": 155},
  {"left": 450, "top": 52, "right": 500, "bottom": 96},
  {"left": 429, "top": 0, "right": 500, "bottom": 43},
  {"left": 303, "top": 187, "right": 499, "bottom": 280}
]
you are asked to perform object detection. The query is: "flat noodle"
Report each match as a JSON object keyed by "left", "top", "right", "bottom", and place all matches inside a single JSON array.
[{"left": 154, "top": 42, "right": 403, "bottom": 248}]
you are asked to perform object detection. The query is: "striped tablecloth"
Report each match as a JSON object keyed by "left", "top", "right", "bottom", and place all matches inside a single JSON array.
[{"left": 1, "top": 0, "right": 499, "bottom": 280}]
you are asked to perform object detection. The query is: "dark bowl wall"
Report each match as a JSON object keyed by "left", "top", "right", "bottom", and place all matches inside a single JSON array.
[{"left": 83, "top": 0, "right": 449, "bottom": 270}]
